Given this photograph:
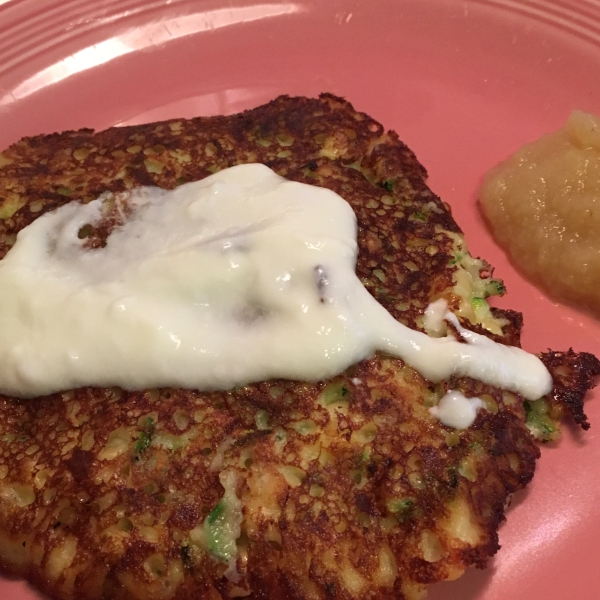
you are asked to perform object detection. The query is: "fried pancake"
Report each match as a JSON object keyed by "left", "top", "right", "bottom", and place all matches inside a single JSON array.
[{"left": 0, "top": 94, "right": 597, "bottom": 600}]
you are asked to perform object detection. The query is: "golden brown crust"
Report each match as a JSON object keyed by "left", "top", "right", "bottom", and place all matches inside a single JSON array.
[
  {"left": 0, "top": 360, "right": 542, "bottom": 600},
  {"left": 0, "top": 94, "right": 596, "bottom": 600}
]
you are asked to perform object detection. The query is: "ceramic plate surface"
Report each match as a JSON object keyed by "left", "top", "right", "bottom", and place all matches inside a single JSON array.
[{"left": 1, "top": 0, "right": 600, "bottom": 598}]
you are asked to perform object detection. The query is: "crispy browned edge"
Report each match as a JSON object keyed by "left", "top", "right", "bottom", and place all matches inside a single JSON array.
[
  {"left": 0, "top": 94, "right": 597, "bottom": 600},
  {"left": 541, "top": 350, "right": 600, "bottom": 429}
]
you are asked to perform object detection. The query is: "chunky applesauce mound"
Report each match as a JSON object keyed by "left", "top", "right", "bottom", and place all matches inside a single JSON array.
[{"left": 480, "top": 110, "right": 600, "bottom": 317}]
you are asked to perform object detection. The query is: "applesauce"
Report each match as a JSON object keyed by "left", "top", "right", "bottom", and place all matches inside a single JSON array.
[{"left": 480, "top": 110, "right": 600, "bottom": 317}]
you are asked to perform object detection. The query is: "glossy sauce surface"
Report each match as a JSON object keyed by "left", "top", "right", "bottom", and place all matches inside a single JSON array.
[
  {"left": 0, "top": 164, "right": 551, "bottom": 399},
  {"left": 429, "top": 390, "right": 485, "bottom": 430}
]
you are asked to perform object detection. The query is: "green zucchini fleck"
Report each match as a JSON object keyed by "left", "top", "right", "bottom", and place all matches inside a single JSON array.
[
  {"left": 204, "top": 472, "right": 242, "bottom": 564},
  {"left": 134, "top": 417, "right": 154, "bottom": 456},
  {"left": 386, "top": 497, "right": 416, "bottom": 522},
  {"left": 524, "top": 398, "right": 559, "bottom": 442},
  {"left": 319, "top": 381, "right": 351, "bottom": 407},
  {"left": 485, "top": 279, "right": 506, "bottom": 297},
  {"left": 380, "top": 179, "right": 394, "bottom": 192}
]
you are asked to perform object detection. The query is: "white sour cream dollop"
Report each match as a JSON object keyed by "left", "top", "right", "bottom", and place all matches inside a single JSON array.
[{"left": 0, "top": 164, "right": 552, "bottom": 399}]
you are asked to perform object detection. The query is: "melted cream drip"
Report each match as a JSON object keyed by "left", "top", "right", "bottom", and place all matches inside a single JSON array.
[
  {"left": 0, "top": 164, "right": 552, "bottom": 399},
  {"left": 423, "top": 298, "right": 448, "bottom": 337},
  {"left": 429, "top": 391, "right": 485, "bottom": 430}
]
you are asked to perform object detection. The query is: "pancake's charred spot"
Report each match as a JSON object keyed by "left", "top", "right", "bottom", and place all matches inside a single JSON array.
[
  {"left": 180, "top": 544, "right": 194, "bottom": 570},
  {"left": 128, "top": 164, "right": 157, "bottom": 187},
  {"left": 233, "top": 429, "right": 271, "bottom": 448},
  {"left": 66, "top": 448, "right": 94, "bottom": 484},
  {"left": 446, "top": 467, "right": 459, "bottom": 488},
  {"left": 258, "top": 118, "right": 277, "bottom": 139},
  {"left": 366, "top": 460, "right": 379, "bottom": 479},
  {"left": 355, "top": 385, "right": 392, "bottom": 415},
  {"left": 409, "top": 557, "right": 447, "bottom": 585},
  {"left": 354, "top": 491, "right": 377, "bottom": 516}
]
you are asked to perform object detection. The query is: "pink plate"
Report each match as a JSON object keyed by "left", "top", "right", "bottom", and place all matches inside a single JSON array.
[{"left": 1, "top": 0, "right": 600, "bottom": 598}]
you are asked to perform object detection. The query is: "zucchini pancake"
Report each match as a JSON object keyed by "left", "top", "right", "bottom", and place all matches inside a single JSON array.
[{"left": 0, "top": 94, "right": 598, "bottom": 600}]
